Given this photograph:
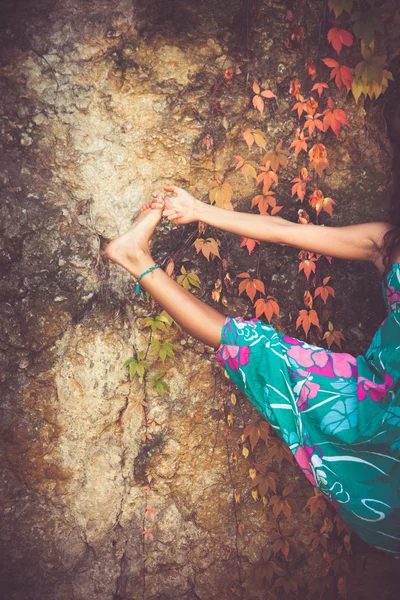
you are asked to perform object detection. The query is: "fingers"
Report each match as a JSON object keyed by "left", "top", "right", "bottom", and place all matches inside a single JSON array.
[
  {"left": 162, "top": 208, "right": 180, "bottom": 221},
  {"left": 151, "top": 200, "right": 164, "bottom": 210},
  {"left": 163, "top": 185, "right": 177, "bottom": 193},
  {"left": 163, "top": 184, "right": 184, "bottom": 195},
  {"left": 140, "top": 201, "right": 153, "bottom": 213}
]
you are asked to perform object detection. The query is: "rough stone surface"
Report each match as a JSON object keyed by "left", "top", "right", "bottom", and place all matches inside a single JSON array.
[{"left": 0, "top": 0, "right": 399, "bottom": 599}]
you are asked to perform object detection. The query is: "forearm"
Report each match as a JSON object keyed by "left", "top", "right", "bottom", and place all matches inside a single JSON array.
[
  {"left": 194, "top": 200, "right": 285, "bottom": 243},
  {"left": 193, "top": 200, "right": 387, "bottom": 264}
]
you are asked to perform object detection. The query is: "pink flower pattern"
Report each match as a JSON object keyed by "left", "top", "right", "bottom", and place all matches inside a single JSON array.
[
  {"left": 217, "top": 344, "right": 250, "bottom": 371},
  {"left": 298, "top": 379, "right": 320, "bottom": 411},
  {"left": 283, "top": 338, "right": 357, "bottom": 379},
  {"left": 294, "top": 445, "right": 316, "bottom": 486},
  {"left": 357, "top": 373, "right": 394, "bottom": 402},
  {"left": 386, "top": 285, "right": 400, "bottom": 306}
]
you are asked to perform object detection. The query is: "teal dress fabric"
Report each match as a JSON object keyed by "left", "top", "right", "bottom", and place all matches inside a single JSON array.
[{"left": 216, "top": 263, "right": 400, "bottom": 557}]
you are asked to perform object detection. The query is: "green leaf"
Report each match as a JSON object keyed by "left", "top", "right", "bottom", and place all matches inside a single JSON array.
[
  {"left": 156, "top": 382, "right": 165, "bottom": 396},
  {"left": 129, "top": 362, "right": 138, "bottom": 380},
  {"left": 138, "top": 350, "right": 146, "bottom": 361},
  {"left": 164, "top": 343, "right": 175, "bottom": 359},
  {"left": 351, "top": 7, "right": 384, "bottom": 47},
  {"left": 123, "top": 358, "right": 135, "bottom": 368},
  {"left": 328, "top": 0, "right": 353, "bottom": 19}
]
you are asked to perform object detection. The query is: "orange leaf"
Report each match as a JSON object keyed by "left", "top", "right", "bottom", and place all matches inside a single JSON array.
[
  {"left": 322, "top": 97, "right": 348, "bottom": 137},
  {"left": 309, "top": 143, "right": 330, "bottom": 176},
  {"left": 298, "top": 254, "right": 317, "bottom": 280},
  {"left": 289, "top": 79, "right": 301, "bottom": 98},
  {"left": 290, "top": 130, "right": 308, "bottom": 157},
  {"left": 194, "top": 237, "right": 221, "bottom": 261},
  {"left": 327, "top": 27, "right": 353, "bottom": 55},
  {"left": 314, "top": 280, "right": 335, "bottom": 303},
  {"left": 306, "top": 59, "right": 317, "bottom": 80},
  {"left": 256, "top": 167, "right": 279, "bottom": 194},
  {"left": 263, "top": 140, "right": 288, "bottom": 173},
  {"left": 296, "top": 309, "right": 320, "bottom": 338},
  {"left": 321, "top": 58, "right": 352, "bottom": 90},
  {"left": 311, "top": 81, "right": 329, "bottom": 97},
  {"left": 237, "top": 274, "right": 265, "bottom": 302},
  {"left": 240, "top": 237, "right": 260, "bottom": 255},
  {"left": 254, "top": 296, "right": 280, "bottom": 322},
  {"left": 209, "top": 180, "right": 233, "bottom": 210}
]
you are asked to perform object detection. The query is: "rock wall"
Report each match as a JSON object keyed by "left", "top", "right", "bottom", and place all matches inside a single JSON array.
[{"left": 0, "top": 1, "right": 399, "bottom": 599}]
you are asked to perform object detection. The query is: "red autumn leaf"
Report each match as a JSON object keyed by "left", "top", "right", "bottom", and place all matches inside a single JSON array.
[
  {"left": 237, "top": 272, "right": 265, "bottom": 302},
  {"left": 309, "top": 530, "right": 329, "bottom": 551},
  {"left": 304, "top": 290, "right": 313, "bottom": 309},
  {"left": 298, "top": 252, "right": 317, "bottom": 279},
  {"left": 303, "top": 114, "right": 325, "bottom": 135},
  {"left": 321, "top": 58, "right": 352, "bottom": 90},
  {"left": 296, "top": 309, "right": 320, "bottom": 338},
  {"left": 306, "top": 59, "right": 318, "bottom": 80},
  {"left": 290, "top": 130, "right": 309, "bottom": 156},
  {"left": 309, "top": 190, "right": 336, "bottom": 216},
  {"left": 311, "top": 81, "right": 329, "bottom": 97},
  {"left": 322, "top": 97, "right": 348, "bottom": 137},
  {"left": 292, "top": 94, "right": 308, "bottom": 118},
  {"left": 240, "top": 237, "right": 260, "bottom": 255},
  {"left": 202, "top": 134, "right": 213, "bottom": 151},
  {"left": 243, "top": 128, "right": 267, "bottom": 149},
  {"left": 273, "top": 538, "right": 291, "bottom": 560},
  {"left": 327, "top": 27, "right": 354, "bottom": 54},
  {"left": 193, "top": 237, "right": 221, "bottom": 261},
  {"left": 263, "top": 141, "right": 288, "bottom": 173},
  {"left": 289, "top": 79, "right": 301, "bottom": 98},
  {"left": 323, "top": 321, "right": 345, "bottom": 349},
  {"left": 209, "top": 179, "right": 233, "bottom": 210},
  {"left": 306, "top": 488, "right": 327, "bottom": 516},
  {"left": 309, "top": 143, "right": 330, "bottom": 176},
  {"left": 268, "top": 437, "right": 294, "bottom": 467},
  {"left": 314, "top": 276, "right": 335, "bottom": 303},
  {"left": 269, "top": 492, "right": 298, "bottom": 519},
  {"left": 224, "top": 66, "right": 234, "bottom": 79},
  {"left": 234, "top": 155, "right": 258, "bottom": 180},
  {"left": 306, "top": 97, "right": 319, "bottom": 116},
  {"left": 298, "top": 208, "right": 311, "bottom": 224},
  {"left": 291, "top": 25, "right": 305, "bottom": 47},
  {"left": 291, "top": 168, "right": 311, "bottom": 202},
  {"left": 142, "top": 528, "right": 154, "bottom": 540},
  {"left": 252, "top": 81, "right": 277, "bottom": 113},
  {"left": 252, "top": 193, "right": 278, "bottom": 215},
  {"left": 165, "top": 258, "right": 175, "bottom": 278},
  {"left": 256, "top": 166, "right": 279, "bottom": 193},
  {"left": 254, "top": 296, "right": 280, "bottom": 322},
  {"left": 243, "top": 421, "right": 270, "bottom": 450},
  {"left": 252, "top": 467, "right": 278, "bottom": 496}
]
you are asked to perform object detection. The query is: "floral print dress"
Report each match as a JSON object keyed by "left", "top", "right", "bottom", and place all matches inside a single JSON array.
[{"left": 216, "top": 263, "right": 400, "bottom": 557}]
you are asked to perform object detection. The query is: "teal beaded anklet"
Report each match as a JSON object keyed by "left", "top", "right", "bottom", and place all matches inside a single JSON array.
[{"left": 135, "top": 264, "right": 161, "bottom": 295}]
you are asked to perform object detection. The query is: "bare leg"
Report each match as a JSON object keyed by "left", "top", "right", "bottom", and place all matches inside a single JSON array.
[{"left": 105, "top": 203, "right": 226, "bottom": 349}]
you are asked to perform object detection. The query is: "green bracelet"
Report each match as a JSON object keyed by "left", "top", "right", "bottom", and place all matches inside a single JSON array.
[{"left": 135, "top": 264, "right": 161, "bottom": 295}]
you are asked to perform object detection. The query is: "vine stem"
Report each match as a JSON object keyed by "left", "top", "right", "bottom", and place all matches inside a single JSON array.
[{"left": 224, "top": 408, "right": 244, "bottom": 599}]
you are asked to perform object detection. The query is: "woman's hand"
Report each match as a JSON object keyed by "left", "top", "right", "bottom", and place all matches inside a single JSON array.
[{"left": 153, "top": 185, "right": 198, "bottom": 225}]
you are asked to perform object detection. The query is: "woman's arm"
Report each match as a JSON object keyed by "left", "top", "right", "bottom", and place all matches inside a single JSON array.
[{"left": 161, "top": 185, "right": 392, "bottom": 271}]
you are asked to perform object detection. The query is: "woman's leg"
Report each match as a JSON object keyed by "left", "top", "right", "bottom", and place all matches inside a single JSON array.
[{"left": 105, "top": 203, "right": 226, "bottom": 349}]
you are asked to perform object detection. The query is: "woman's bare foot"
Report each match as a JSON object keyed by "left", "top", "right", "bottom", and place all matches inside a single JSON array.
[{"left": 105, "top": 199, "right": 163, "bottom": 277}]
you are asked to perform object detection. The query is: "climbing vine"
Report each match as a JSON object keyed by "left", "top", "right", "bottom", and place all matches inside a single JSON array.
[{"left": 122, "top": 0, "right": 393, "bottom": 597}]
